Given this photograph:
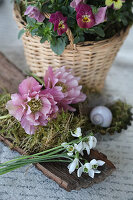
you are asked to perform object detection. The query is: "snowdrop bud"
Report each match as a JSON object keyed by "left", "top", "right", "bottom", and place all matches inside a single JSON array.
[{"left": 71, "top": 127, "right": 82, "bottom": 138}]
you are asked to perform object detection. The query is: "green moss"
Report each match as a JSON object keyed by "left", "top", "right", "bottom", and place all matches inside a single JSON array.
[
  {"left": 0, "top": 93, "right": 132, "bottom": 154},
  {"left": 84, "top": 100, "right": 132, "bottom": 135}
]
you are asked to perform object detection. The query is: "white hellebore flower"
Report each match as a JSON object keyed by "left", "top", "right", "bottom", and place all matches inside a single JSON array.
[
  {"left": 88, "top": 159, "right": 105, "bottom": 178},
  {"left": 68, "top": 158, "right": 79, "bottom": 174},
  {"left": 71, "top": 127, "right": 82, "bottom": 138}
]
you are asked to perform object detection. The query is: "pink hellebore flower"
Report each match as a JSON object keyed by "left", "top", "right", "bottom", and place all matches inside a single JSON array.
[
  {"left": 70, "top": 0, "right": 86, "bottom": 8},
  {"left": 76, "top": 4, "right": 107, "bottom": 29},
  {"left": 6, "top": 77, "right": 58, "bottom": 135},
  {"left": 49, "top": 12, "right": 68, "bottom": 36},
  {"left": 24, "top": 6, "right": 45, "bottom": 22},
  {"left": 44, "top": 67, "right": 86, "bottom": 111}
]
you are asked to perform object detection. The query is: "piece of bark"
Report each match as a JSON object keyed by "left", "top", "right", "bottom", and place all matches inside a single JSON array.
[
  {"left": 0, "top": 52, "right": 116, "bottom": 191},
  {"left": 0, "top": 135, "right": 115, "bottom": 191}
]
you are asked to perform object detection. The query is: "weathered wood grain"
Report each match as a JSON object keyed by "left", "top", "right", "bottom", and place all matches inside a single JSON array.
[
  {"left": 0, "top": 52, "right": 25, "bottom": 93},
  {"left": 0, "top": 52, "right": 116, "bottom": 191}
]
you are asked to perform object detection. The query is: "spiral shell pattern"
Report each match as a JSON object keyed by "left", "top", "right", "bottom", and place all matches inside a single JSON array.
[{"left": 90, "top": 106, "right": 112, "bottom": 128}]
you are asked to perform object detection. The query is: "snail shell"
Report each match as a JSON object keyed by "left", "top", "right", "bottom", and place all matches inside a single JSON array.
[{"left": 90, "top": 106, "right": 112, "bottom": 128}]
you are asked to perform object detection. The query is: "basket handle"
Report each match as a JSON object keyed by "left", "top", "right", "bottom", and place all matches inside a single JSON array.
[{"left": 44, "top": 13, "right": 75, "bottom": 50}]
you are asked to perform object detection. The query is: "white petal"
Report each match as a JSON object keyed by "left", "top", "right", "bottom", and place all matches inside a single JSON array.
[
  {"left": 75, "top": 127, "right": 82, "bottom": 137},
  {"left": 85, "top": 145, "right": 90, "bottom": 155},
  {"left": 88, "top": 169, "right": 95, "bottom": 178},
  {"left": 77, "top": 166, "right": 83, "bottom": 177},
  {"left": 74, "top": 141, "right": 83, "bottom": 152},
  {"left": 94, "top": 170, "right": 101, "bottom": 174},
  {"left": 68, "top": 158, "right": 78, "bottom": 174},
  {"left": 90, "top": 159, "right": 97, "bottom": 166},
  {"left": 84, "top": 163, "right": 91, "bottom": 171},
  {"left": 72, "top": 127, "right": 82, "bottom": 138},
  {"left": 93, "top": 137, "right": 97, "bottom": 148},
  {"left": 61, "top": 142, "right": 68, "bottom": 147},
  {"left": 67, "top": 152, "right": 73, "bottom": 156},
  {"left": 88, "top": 136, "right": 94, "bottom": 149},
  {"left": 88, "top": 136, "right": 97, "bottom": 149},
  {"left": 71, "top": 133, "right": 77, "bottom": 137},
  {"left": 97, "top": 160, "right": 105, "bottom": 166}
]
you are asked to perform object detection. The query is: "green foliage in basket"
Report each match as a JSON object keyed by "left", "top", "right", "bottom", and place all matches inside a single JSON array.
[
  {"left": 15, "top": 0, "right": 133, "bottom": 55},
  {"left": 0, "top": 93, "right": 132, "bottom": 155}
]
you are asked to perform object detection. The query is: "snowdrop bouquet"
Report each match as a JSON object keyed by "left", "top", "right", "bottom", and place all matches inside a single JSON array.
[
  {"left": 16, "top": 0, "right": 133, "bottom": 54},
  {"left": 0, "top": 127, "right": 105, "bottom": 178}
]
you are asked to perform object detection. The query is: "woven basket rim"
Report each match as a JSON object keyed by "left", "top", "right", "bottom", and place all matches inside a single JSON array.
[{"left": 13, "top": 2, "right": 131, "bottom": 48}]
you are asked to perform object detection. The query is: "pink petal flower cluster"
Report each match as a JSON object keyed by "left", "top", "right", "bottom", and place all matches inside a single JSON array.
[
  {"left": 6, "top": 77, "right": 58, "bottom": 135},
  {"left": 49, "top": 12, "right": 68, "bottom": 36},
  {"left": 75, "top": 4, "right": 107, "bottom": 29},
  {"left": 43, "top": 67, "right": 86, "bottom": 111},
  {"left": 24, "top": 6, "right": 45, "bottom": 22},
  {"left": 6, "top": 67, "right": 86, "bottom": 135}
]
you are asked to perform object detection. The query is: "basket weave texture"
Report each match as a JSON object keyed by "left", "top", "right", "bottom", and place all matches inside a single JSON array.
[{"left": 13, "top": 3, "right": 130, "bottom": 91}]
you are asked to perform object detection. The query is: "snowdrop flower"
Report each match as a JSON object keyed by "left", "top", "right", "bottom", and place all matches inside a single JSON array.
[
  {"left": 81, "top": 136, "right": 97, "bottom": 156},
  {"left": 77, "top": 159, "right": 105, "bottom": 178},
  {"left": 77, "top": 163, "right": 91, "bottom": 177},
  {"left": 87, "top": 136, "right": 97, "bottom": 149},
  {"left": 88, "top": 159, "right": 105, "bottom": 178},
  {"left": 82, "top": 142, "right": 90, "bottom": 155},
  {"left": 71, "top": 127, "right": 82, "bottom": 138},
  {"left": 66, "top": 145, "right": 75, "bottom": 156},
  {"left": 68, "top": 158, "right": 79, "bottom": 174},
  {"left": 74, "top": 141, "right": 83, "bottom": 154}
]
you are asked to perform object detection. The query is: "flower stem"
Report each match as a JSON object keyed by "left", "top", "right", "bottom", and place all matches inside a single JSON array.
[
  {"left": 28, "top": 72, "right": 45, "bottom": 87},
  {"left": 0, "top": 114, "right": 10, "bottom": 120}
]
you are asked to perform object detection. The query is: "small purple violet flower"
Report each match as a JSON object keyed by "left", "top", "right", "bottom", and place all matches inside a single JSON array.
[
  {"left": 49, "top": 12, "right": 68, "bottom": 36},
  {"left": 24, "top": 6, "right": 45, "bottom": 22},
  {"left": 76, "top": 4, "right": 95, "bottom": 29},
  {"left": 75, "top": 4, "right": 107, "bottom": 29}
]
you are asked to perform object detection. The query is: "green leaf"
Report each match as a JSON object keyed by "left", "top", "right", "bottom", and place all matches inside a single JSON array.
[
  {"left": 26, "top": 17, "right": 36, "bottom": 26},
  {"left": 40, "top": 37, "right": 47, "bottom": 43},
  {"left": 31, "top": 28, "right": 38, "bottom": 36},
  {"left": 50, "top": 38, "right": 66, "bottom": 55},
  {"left": 93, "top": 27, "right": 105, "bottom": 37},
  {"left": 18, "top": 29, "right": 25, "bottom": 39}
]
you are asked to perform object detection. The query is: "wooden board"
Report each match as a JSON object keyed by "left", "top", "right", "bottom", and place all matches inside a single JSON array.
[{"left": 0, "top": 52, "right": 116, "bottom": 191}]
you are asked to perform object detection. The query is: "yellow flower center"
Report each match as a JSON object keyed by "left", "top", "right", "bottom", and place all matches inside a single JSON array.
[
  {"left": 58, "top": 21, "right": 65, "bottom": 30},
  {"left": 56, "top": 82, "right": 68, "bottom": 93},
  {"left": 82, "top": 15, "right": 91, "bottom": 23},
  {"left": 28, "top": 99, "right": 42, "bottom": 113}
]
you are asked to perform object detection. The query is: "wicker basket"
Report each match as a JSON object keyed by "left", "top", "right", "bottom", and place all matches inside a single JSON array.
[{"left": 13, "top": 3, "right": 130, "bottom": 91}]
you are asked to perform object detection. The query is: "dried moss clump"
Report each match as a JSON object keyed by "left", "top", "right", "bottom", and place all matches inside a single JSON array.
[
  {"left": 0, "top": 93, "right": 132, "bottom": 154},
  {"left": 0, "top": 93, "right": 86, "bottom": 154}
]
